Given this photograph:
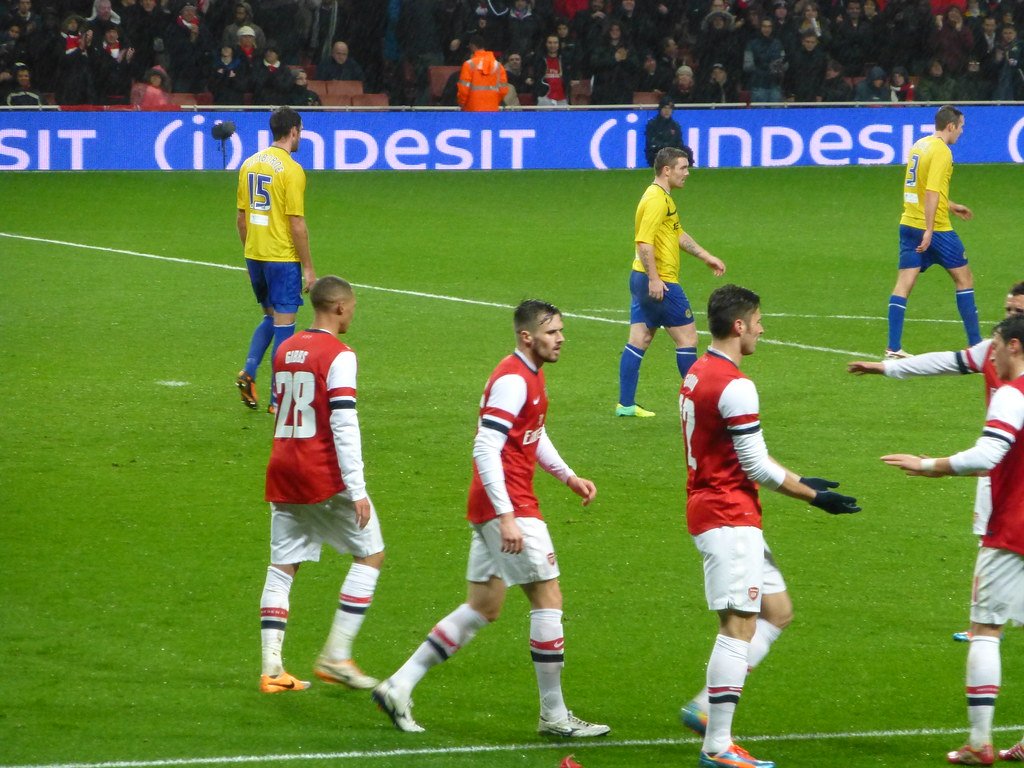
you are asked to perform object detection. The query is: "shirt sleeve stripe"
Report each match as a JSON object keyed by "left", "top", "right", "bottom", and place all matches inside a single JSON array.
[
  {"left": 481, "top": 418, "right": 510, "bottom": 435},
  {"left": 955, "top": 350, "right": 972, "bottom": 375},
  {"left": 724, "top": 413, "right": 760, "bottom": 427},
  {"left": 330, "top": 400, "right": 356, "bottom": 410},
  {"left": 482, "top": 406, "right": 516, "bottom": 423},
  {"left": 728, "top": 423, "right": 762, "bottom": 436},
  {"left": 328, "top": 386, "right": 356, "bottom": 398}
]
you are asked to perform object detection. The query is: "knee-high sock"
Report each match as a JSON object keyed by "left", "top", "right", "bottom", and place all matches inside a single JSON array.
[
  {"left": 530, "top": 608, "right": 568, "bottom": 722},
  {"left": 244, "top": 315, "right": 275, "bottom": 378},
  {"left": 322, "top": 563, "right": 380, "bottom": 661},
  {"left": 676, "top": 346, "right": 698, "bottom": 378},
  {"left": 260, "top": 566, "right": 294, "bottom": 676},
  {"left": 966, "top": 635, "right": 1001, "bottom": 747},
  {"left": 618, "top": 344, "right": 645, "bottom": 406},
  {"left": 269, "top": 323, "right": 296, "bottom": 403},
  {"left": 389, "top": 604, "right": 488, "bottom": 695},
  {"left": 956, "top": 289, "right": 981, "bottom": 346},
  {"left": 688, "top": 618, "right": 783, "bottom": 712},
  {"left": 887, "top": 295, "right": 908, "bottom": 351},
  {"left": 703, "top": 634, "right": 750, "bottom": 755}
]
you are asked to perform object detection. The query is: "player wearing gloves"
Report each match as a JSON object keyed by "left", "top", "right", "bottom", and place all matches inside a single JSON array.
[
  {"left": 372, "top": 300, "right": 609, "bottom": 738},
  {"left": 258, "top": 276, "right": 384, "bottom": 694},
  {"left": 883, "top": 313, "right": 1024, "bottom": 766},
  {"left": 678, "top": 284, "right": 859, "bottom": 768}
]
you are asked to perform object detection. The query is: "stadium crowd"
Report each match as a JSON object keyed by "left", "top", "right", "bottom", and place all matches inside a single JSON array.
[{"left": 1, "top": 0, "right": 1022, "bottom": 107}]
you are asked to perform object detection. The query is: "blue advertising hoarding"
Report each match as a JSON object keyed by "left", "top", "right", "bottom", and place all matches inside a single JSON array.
[{"left": 1, "top": 105, "right": 1022, "bottom": 171}]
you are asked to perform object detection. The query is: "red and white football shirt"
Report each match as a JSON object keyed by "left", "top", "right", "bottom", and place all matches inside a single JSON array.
[
  {"left": 681, "top": 350, "right": 764, "bottom": 536},
  {"left": 979, "top": 376, "right": 1024, "bottom": 555},
  {"left": 467, "top": 351, "right": 548, "bottom": 523},
  {"left": 265, "top": 329, "right": 364, "bottom": 505}
]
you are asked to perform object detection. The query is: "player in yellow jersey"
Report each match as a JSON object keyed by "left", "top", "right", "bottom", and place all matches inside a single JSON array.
[
  {"left": 885, "top": 105, "right": 979, "bottom": 359},
  {"left": 616, "top": 146, "right": 726, "bottom": 417},
  {"left": 234, "top": 107, "right": 317, "bottom": 413}
]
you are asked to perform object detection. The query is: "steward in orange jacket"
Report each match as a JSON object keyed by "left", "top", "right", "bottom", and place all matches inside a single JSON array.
[{"left": 457, "top": 38, "right": 509, "bottom": 112}]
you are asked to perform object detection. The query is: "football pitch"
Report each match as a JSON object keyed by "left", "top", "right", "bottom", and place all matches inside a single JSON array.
[{"left": 1, "top": 164, "right": 1021, "bottom": 768}]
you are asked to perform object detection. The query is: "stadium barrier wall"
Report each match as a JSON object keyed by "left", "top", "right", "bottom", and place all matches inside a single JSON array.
[{"left": 1, "top": 105, "right": 1022, "bottom": 171}]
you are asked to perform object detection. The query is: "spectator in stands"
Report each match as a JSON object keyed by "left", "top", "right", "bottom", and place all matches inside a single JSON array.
[
  {"left": 136, "top": 63, "right": 173, "bottom": 107},
  {"left": 888, "top": 64, "right": 916, "bottom": 99},
  {"left": 931, "top": 5, "right": 976, "bottom": 75},
  {"left": 612, "top": 0, "right": 656, "bottom": 53},
  {"left": 532, "top": 32, "right": 572, "bottom": 104},
  {"left": 457, "top": 33, "right": 508, "bottom": 109},
  {"left": 503, "top": 48, "right": 530, "bottom": 94},
  {"left": 796, "top": 1, "right": 832, "bottom": 49},
  {"left": 507, "top": 0, "right": 539, "bottom": 64},
  {"left": 955, "top": 55, "right": 992, "bottom": 98},
  {"left": 974, "top": 15, "right": 998, "bottom": 59},
  {"left": 667, "top": 63, "right": 698, "bottom": 102},
  {"left": 5, "top": 62, "right": 44, "bottom": 104},
  {"left": 695, "top": 60, "right": 738, "bottom": 101},
  {"left": 696, "top": 9, "right": 740, "bottom": 84},
  {"left": 26, "top": 7, "right": 62, "bottom": 91},
  {"left": 252, "top": 0, "right": 302, "bottom": 65},
  {"left": 10, "top": 0, "right": 41, "bottom": 38},
  {"left": 209, "top": 42, "right": 247, "bottom": 103},
  {"left": 636, "top": 49, "right": 670, "bottom": 92},
  {"left": 221, "top": 2, "right": 264, "bottom": 51},
  {"left": 317, "top": 39, "right": 364, "bottom": 81},
  {"left": 252, "top": 43, "right": 291, "bottom": 103},
  {"left": 878, "top": 0, "right": 931, "bottom": 74},
  {"left": 990, "top": 23, "right": 1022, "bottom": 99},
  {"left": 121, "top": 0, "right": 167, "bottom": 77},
  {"left": 398, "top": 0, "right": 444, "bottom": 105},
  {"left": 307, "top": 0, "right": 344, "bottom": 66},
  {"left": 571, "top": 0, "right": 609, "bottom": 73},
  {"left": 854, "top": 63, "right": 891, "bottom": 99},
  {"left": 820, "top": 55, "right": 853, "bottom": 98},
  {"left": 553, "top": 16, "right": 579, "bottom": 72},
  {"left": 590, "top": 19, "right": 639, "bottom": 104},
  {"left": 86, "top": 0, "right": 120, "bottom": 35},
  {"left": 288, "top": 66, "right": 321, "bottom": 105},
  {"left": 771, "top": 0, "right": 799, "bottom": 55},
  {"left": 656, "top": 35, "right": 682, "bottom": 82},
  {"left": 644, "top": 95, "right": 685, "bottom": 166},
  {"left": 165, "top": 0, "right": 213, "bottom": 92},
  {"left": 786, "top": 27, "right": 826, "bottom": 100},
  {"left": 0, "top": 21, "right": 31, "bottom": 77},
  {"left": 832, "top": 0, "right": 874, "bottom": 75},
  {"left": 56, "top": 19, "right": 96, "bottom": 103},
  {"left": 744, "top": 17, "right": 786, "bottom": 101},
  {"left": 235, "top": 24, "right": 258, "bottom": 66},
  {"left": 93, "top": 24, "right": 134, "bottom": 103},
  {"left": 438, "top": 0, "right": 472, "bottom": 65},
  {"left": 916, "top": 56, "right": 957, "bottom": 100},
  {"left": 470, "top": 0, "right": 509, "bottom": 52}
]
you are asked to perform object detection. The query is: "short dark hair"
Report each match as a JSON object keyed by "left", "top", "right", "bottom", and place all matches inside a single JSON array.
[
  {"left": 654, "top": 146, "right": 689, "bottom": 174},
  {"left": 514, "top": 299, "right": 561, "bottom": 334},
  {"left": 269, "top": 106, "right": 301, "bottom": 140},
  {"left": 1009, "top": 281, "right": 1024, "bottom": 296},
  {"left": 310, "top": 275, "right": 353, "bottom": 310},
  {"left": 935, "top": 104, "right": 963, "bottom": 131},
  {"left": 994, "top": 314, "right": 1024, "bottom": 348},
  {"left": 707, "top": 284, "right": 761, "bottom": 339}
]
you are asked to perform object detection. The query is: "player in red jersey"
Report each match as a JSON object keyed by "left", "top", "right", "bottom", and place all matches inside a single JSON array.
[
  {"left": 258, "top": 276, "right": 384, "bottom": 694},
  {"left": 850, "top": 282, "right": 1024, "bottom": 642},
  {"left": 678, "top": 285, "right": 860, "bottom": 768},
  {"left": 884, "top": 314, "right": 1024, "bottom": 766},
  {"left": 372, "top": 300, "right": 609, "bottom": 738}
]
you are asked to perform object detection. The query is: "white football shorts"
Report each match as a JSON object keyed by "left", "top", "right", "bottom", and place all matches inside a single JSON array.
[
  {"left": 269, "top": 489, "right": 385, "bottom": 563},
  {"left": 466, "top": 517, "right": 559, "bottom": 586},
  {"left": 972, "top": 476, "right": 992, "bottom": 537},
  {"left": 693, "top": 525, "right": 786, "bottom": 613},
  {"left": 970, "top": 546, "right": 1024, "bottom": 626}
]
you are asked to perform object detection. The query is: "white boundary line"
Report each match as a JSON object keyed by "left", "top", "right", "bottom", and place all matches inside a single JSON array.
[
  {"left": 4, "top": 725, "right": 1023, "bottom": 768},
  {"left": 1, "top": 232, "right": 885, "bottom": 357}
]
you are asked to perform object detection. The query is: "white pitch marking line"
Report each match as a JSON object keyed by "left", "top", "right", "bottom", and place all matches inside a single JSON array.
[
  {"left": 3, "top": 724, "right": 1022, "bottom": 768},
  {"left": 1, "top": 232, "right": 978, "bottom": 357}
]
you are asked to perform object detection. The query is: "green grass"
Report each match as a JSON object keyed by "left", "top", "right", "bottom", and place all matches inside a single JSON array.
[{"left": 1, "top": 165, "right": 1021, "bottom": 768}]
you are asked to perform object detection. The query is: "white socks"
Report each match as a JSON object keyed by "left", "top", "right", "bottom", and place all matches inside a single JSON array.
[
  {"left": 966, "top": 635, "right": 1001, "bottom": 747},
  {"left": 530, "top": 608, "right": 568, "bottom": 722},
  {"left": 389, "top": 603, "right": 489, "bottom": 694},
  {"left": 322, "top": 563, "right": 380, "bottom": 662},
  {"left": 704, "top": 634, "right": 750, "bottom": 755},
  {"left": 259, "top": 566, "right": 293, "bottom": 676}
]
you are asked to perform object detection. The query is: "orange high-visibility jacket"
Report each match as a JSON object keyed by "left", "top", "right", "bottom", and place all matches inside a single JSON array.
[{"left": 457, "top": 49, "right": 509, "bottom": 111}]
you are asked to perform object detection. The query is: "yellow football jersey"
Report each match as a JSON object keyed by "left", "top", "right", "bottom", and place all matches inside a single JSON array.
[
  {"left": 631, "top": 183, "right": 683, "bottom": 283},
  {"left": 236, "top": 146, "right": 306, "bottom": 262},
  {"left": 900, "top": 135, "right": 953, "bottom": 231}
]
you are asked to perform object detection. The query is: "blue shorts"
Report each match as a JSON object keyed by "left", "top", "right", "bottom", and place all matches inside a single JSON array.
[
  {"left": 246, "top": 259, "right": 303, "bottom": 314},
  {"left": 629, "top": 271, "right": 695, "bottom": 329},
  {"left": 898, "top": 225, "right": 967, "bottom": 272}
]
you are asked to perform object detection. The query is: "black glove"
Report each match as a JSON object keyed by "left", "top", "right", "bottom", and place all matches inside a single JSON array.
[
  {"left": 810, "top": 490, "right": 861, "bottom": 515},
  {"left": 800, "top": 476, "right": 839, "bottom": 492}
]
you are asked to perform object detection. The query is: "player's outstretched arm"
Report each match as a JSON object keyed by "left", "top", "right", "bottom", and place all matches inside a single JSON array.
[
  {"left": 566, "top": 475, "right": 597, "bottom": 506},
  {"left": 847, "top": 361, "right": 885, "bottom": 375},
  {"left": 771, "top": 466, "right": 861, "bottom": 514},
  {"left": 881, "top": 454, "right": 950, "bottom": 477}
]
